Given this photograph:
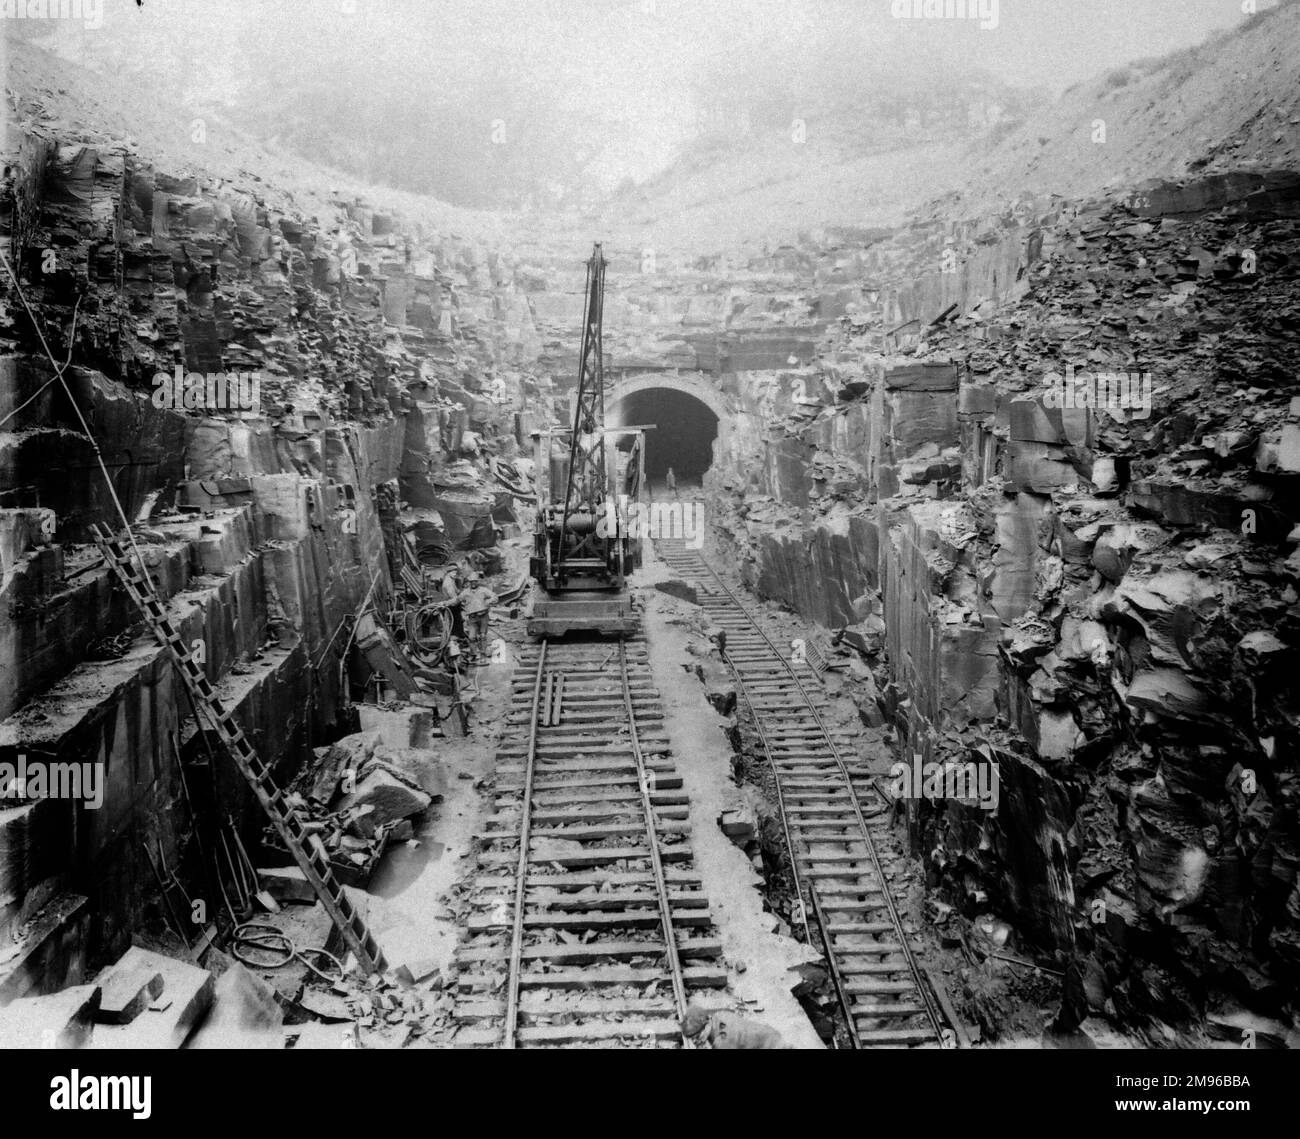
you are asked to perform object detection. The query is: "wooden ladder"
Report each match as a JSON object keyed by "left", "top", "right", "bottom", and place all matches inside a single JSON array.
[{"left": 90, "top": 523, "right": 386, "bottom": 974}]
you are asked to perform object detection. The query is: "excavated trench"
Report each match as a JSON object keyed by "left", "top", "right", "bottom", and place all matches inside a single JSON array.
[{"left": 3, "top": 43, "right": 1299, "bottom": 1051}]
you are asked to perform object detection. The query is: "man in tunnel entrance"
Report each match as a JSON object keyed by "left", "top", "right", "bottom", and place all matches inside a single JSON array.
[{"left": 665, "top": 466, "right": 678, "bottom": 499}]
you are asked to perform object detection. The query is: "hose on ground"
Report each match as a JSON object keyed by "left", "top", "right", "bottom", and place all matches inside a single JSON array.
[
  {"left": 232, "top": 921, "right": 345, "bottom": 984},
  {"left": 404, "top": 601, "right": 453, "bottom": 659}
]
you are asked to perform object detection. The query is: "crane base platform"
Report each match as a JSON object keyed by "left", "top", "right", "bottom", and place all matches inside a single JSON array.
[{"left": 527, "top": 590, "right": 640, "bottom": 638}]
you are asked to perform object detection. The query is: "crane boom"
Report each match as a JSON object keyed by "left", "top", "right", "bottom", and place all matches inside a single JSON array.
[
  {"left": 527, "top": 243, "right": 643, "bottom": 637},
  {"left": 555, "top": 244, "right": 608, "bottom": 573}
]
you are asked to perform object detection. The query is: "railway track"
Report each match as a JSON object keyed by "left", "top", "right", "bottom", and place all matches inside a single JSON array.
[
  {"left": 655, "top": 537, "right": 949, "bottom": 1048},
  {"left": 452, "top": 635, "right": 724, "bottom": 1047}
]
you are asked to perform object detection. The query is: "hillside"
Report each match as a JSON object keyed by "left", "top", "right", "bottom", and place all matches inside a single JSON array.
[
  {"left": 950, "top": 0, "right": 1300, "bottom": 217},
  {"left": 1, "top": 34, "right": 510, "bottom": 247},
  {"left": 584, "top": 0, "right": 1300, "bottom": 251},
  {"left": 10, "top": 3, "right": 1300, "bottom": 260}
]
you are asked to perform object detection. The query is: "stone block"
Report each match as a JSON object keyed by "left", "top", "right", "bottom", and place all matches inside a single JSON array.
[
  {"left": 1278, "top": 424, "right": 1300, "bottom": 473},
  {"left": 1009, "top": 396, "right": 1062, "bottom": 443},
  {"left": 188, "top": 961, "right": 283, "bottom": 1049},
  {"left": 718, "top": 805, "right": 757, "bottom": 846},
  {"left": 884, "top": 362, "right": 959, "bottom": 392},
  {"left": 0, "top": 983, "right": 101, "bottom": 1048},
  {"left": 990, "top": 493, "right": 1049, "bottom": 622},
  {"left": 1122, "top": 669, "right": 1212, "bottom": 723},
  {"left": 336, "top": 768, "right": 431, "bottom": 827},
  {"left": 95, "top": 963, "right": 164, "bottom": 1025},
  {"left": 258, "top": 866, "right": 318, "bottom": 906},
  {"left": 1007, "top": 440, "right": 1077, "bottom": 493},
  {"left": 90, "top": 947, "right": 213, "bottom": 1049},
  {"left": 959, "top": 382, "right": 997, "bottom": 416},
  {"left": 655, "top": 580, "right": 699, "bottom": 604}
]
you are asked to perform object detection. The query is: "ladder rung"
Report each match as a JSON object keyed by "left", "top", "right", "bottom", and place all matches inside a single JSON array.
[{"left": 90, "top": 526, "right": 387, "bottom": 976}]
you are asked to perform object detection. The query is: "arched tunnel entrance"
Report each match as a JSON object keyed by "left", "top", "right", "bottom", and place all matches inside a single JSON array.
[{"left": 609, "top": 384, "right": 720, "bottom": 494}]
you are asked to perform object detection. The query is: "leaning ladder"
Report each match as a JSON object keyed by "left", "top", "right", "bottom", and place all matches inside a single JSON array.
[{"left": 89, "top": 523, "right": 387, "bottom": 974}]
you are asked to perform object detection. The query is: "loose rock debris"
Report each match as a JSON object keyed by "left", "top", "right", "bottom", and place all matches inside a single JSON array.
[{"left": 2, "top": 5, "right": 1299, "bottom": 1063}]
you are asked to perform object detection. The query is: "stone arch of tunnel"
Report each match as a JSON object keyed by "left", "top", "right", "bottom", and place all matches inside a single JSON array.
[{"left": 608, "top": 374, "right": 726, "bottom": 489}]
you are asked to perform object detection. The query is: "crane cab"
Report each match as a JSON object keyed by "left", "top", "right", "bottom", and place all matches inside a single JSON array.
[{"left": 527, "top": 426, "right": 645, "bottom": 637}]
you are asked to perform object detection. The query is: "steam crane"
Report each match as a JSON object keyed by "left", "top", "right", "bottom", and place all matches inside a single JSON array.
[{"left": 527, "top": 243, "right": 643, "bottom": 637}]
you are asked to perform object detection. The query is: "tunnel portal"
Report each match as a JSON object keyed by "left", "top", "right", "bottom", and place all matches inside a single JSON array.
[{"left": 610, "top": 384, "right": 720, "bottom": 490}]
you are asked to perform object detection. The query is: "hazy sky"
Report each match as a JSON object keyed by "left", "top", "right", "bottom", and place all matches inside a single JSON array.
[
  {"left": 8, "top": 0, "right": 1275, "bottom": 206},
  {"left": 902, "top": 0, "right": 1270, "bottom": 89},
  {"left": 16, "top": 0, "right": 1264, "bottom": 92}
]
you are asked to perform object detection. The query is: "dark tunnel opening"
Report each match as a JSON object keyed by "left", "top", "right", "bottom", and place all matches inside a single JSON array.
[{"left": 612, "top": 387, "right": 719, "bottom": 490}]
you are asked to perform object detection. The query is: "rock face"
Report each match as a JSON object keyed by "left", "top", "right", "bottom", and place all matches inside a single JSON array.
[
  {"left": 0, "top": 103, "right": 528, "bottom": 989},
  {"left": 705, "top": 173, "right": 1300, "bottom": 1035},
  {"left": 3, "top": 18, "right": 1297, "bottom": 1044}
]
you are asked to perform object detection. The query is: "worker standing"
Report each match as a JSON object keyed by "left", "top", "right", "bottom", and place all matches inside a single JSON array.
[
  {"left": 439, "top": 567, "right": 462, "bottom": 639},
  {"left": 665, "top": 466, "right": 678, "bottom": 500},
  {"left": 441, "top": 566, "right": 461, "bottom": 601},
  {"left": 459, "top": 572, "right": 496, "bottom": 661}
]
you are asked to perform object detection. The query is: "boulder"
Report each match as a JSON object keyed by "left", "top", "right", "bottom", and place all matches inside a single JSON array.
[
  {"left": 189, "top": 961, "right": 283, "bottom": 1049},
  {"left": 654, "top": 579, "right": 698, "bottom": 604},
  {"left": 839, "top": 616, "right": 885, "bottom": 657},
  {"left": 1091, "top": 522, "right": 1166, "bottom": 583},
  {"left": 0, "top": 984, "right": 101, "bottom": 1048},
  {"left": 698, "top": 659, "right": 737, "bottom": 717},
  {"left": 90, "top": 947, "right": 213, "bottom": 1048},
  {"left": 258, "top": 867, "right": 319, "bottom": 906},
  {"left": 718, "top": 805, "right": 757, "bottom": 847}
]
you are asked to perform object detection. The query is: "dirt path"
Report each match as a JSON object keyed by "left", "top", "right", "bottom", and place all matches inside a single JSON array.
[
  {"left": 369, "top": 534, "right": 822, "bottom": 1047},
  {"left": 636, "top": 541, "right": 825, "bottom": 1049},
  {"left": 364, "top": 660, "right": 511, "bottom": 985}
]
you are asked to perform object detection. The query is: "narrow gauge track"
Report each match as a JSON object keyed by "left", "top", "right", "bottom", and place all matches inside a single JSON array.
[
  {"left": 452, "top": 635, "right": 723, "bottom": 1047},
  {"left": 656, "top": 538, "right": 948, "bottom": 1048}
]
